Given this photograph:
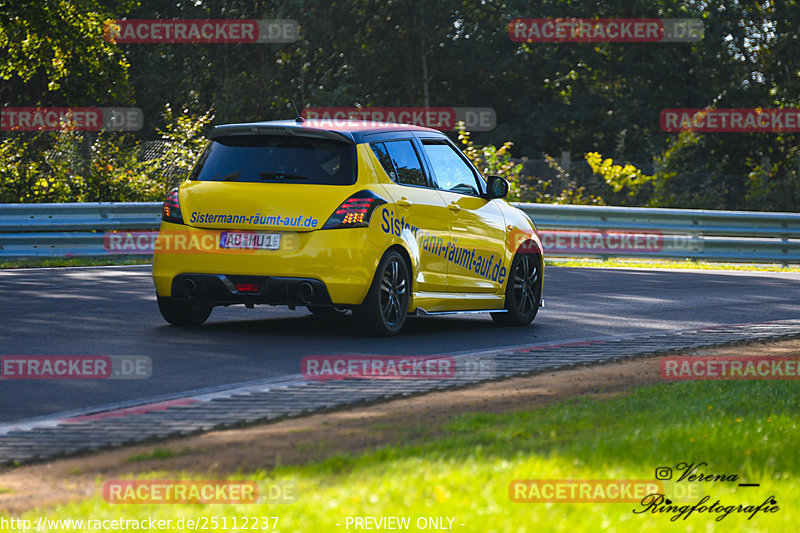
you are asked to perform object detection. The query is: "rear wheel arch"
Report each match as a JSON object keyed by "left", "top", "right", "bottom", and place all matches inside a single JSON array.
[
  {"left": 156, "top": 296, "right": 212, "bottom": 326},
  {"left": 384, "top": 243, "right": 415, "bottom": 303},
  {"left": 353, "top": 247, "right": 412, "bottom": 336}
]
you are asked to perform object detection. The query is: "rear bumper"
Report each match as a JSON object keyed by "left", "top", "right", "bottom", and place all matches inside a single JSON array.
[
  {"left": 169, "top": 273, "right": 334, "bottom": 306},
  {"left": 151, "top": 221, "right": 385, "bottom": 305}
]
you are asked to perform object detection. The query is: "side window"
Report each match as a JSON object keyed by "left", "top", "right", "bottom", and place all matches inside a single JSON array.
[
  {"left": 370, "top": 142, "right": 397, "bottom": 181},
  {"left": 371, "top": 140, "right": 428, "bottom": 187},
  {"left": 422, "top": 142, "right": 481, "bottom": 196}
]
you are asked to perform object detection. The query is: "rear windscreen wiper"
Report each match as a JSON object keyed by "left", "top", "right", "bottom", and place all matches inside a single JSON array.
[{"left": 258, "top": 172, "right": 308, "bottom": 180}]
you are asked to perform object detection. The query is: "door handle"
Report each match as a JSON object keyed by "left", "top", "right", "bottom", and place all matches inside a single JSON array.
[
  {"left": 448, "top": 203, "right": 462, "bottom": 213},
  {"left": 397, "top": 198, "right": 412, "bottom": 208}
]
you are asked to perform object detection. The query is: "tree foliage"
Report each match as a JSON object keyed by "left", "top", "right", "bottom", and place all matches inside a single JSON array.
[
  {"left": 0, "top": 0, "right": 134, "bottom": 104},
  {"left": 0, "top": 106, "right": 212, "bottom": 202},
  {"left": 1, "top": 0, "right": 800, "bottom": 210}
]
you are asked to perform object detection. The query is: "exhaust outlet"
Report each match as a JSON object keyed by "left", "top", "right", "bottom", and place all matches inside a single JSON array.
[
  {"left": 181, "top": 277, "right": 198, "bottom": 298},
  {"left": 297, "top": 282, "right": 315, "bottom": 303}
]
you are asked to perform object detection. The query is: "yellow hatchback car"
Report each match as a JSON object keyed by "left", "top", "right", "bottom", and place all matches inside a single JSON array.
[{"left": 152, "top": 119, "right": 544, "bottom": 335}]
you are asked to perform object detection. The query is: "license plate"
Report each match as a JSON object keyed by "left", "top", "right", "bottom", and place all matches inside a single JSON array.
[{"left": 219, "top": 232, "right": 281, "bottom": 250}]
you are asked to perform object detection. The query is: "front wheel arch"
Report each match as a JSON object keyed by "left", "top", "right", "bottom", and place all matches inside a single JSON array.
[{"left": 492, "top": 251, "right": 543, "bottom": 327}]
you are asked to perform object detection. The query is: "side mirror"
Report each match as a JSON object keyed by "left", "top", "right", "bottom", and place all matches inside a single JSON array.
[{"left": 485, "top": 175, "right": 509, "bottom": 199}]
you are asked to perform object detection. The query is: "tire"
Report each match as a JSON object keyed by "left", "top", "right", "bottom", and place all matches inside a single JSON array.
[
  {"left": 307, "top": 305, "right": 349, "bottom": 316},
  {"left": 353, "top": 250, "right": 410, "bottom": 336},
  {"left": 491, "top": 253, "right": 541, "bottom": 326},
  {"left": 157, "top": 296, "right": 212, "bottom": 326}
]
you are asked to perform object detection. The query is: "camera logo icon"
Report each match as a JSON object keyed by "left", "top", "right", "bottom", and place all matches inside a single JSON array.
[{"left": 655, "top": 467, "right": 673, "bottom": 480}]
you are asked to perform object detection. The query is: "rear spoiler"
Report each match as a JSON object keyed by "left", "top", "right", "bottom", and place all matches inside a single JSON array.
[{"left": 209, "top": 123, "right": 355, "bottom": 144}]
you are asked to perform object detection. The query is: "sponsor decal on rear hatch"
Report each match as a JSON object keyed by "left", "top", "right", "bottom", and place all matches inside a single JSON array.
[{"left": 189, "top": 211, "right": 319, "bottom": 228}]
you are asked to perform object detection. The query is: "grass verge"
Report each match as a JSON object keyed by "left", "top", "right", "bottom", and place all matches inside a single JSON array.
[
  {"left": 125, "top": 448, "right": 192, "bottom": 463},
  {"left": 5, "top": 379, "right": 795, "bottom": 532},
  {"left": 0, "top": 257, "right": 151, "bottom": 269}
]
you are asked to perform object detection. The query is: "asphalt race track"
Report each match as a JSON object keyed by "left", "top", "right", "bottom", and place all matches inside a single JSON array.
[{"left": 1, "top": 264, "right": 799, "bottom": 424}]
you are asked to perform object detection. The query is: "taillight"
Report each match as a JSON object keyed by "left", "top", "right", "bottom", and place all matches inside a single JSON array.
[
  {"left": 162, "top": 187, "right": 184, "bottom": 224},
  {"left": 322, "top": 190, "right": 386, "bottom": 229}
]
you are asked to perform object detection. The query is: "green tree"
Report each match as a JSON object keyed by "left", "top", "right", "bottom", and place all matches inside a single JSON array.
[
  {"left": 0, "top": 0, "right": 135, "bottom": 105},
  {"left": 586, "top": 151, "right": 653, "bottom": 205}
]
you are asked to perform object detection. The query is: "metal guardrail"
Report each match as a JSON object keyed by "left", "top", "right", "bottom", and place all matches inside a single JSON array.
[
  {"left": 0, "top": 202, "right": 161, "bottom": 259},
  {"left": 518, "top": 203, "right": 800, "bottom": 238},
  {"left": 0, "top": 202, "right": 798, "bottom": 264},
  {"left": 515, "top": 203, "right": 800, "bottom": 264}
]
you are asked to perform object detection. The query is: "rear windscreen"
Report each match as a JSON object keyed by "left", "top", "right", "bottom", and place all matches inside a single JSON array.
[{"left": 190, "top": 135, "right": 356, "bottom": 185}]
